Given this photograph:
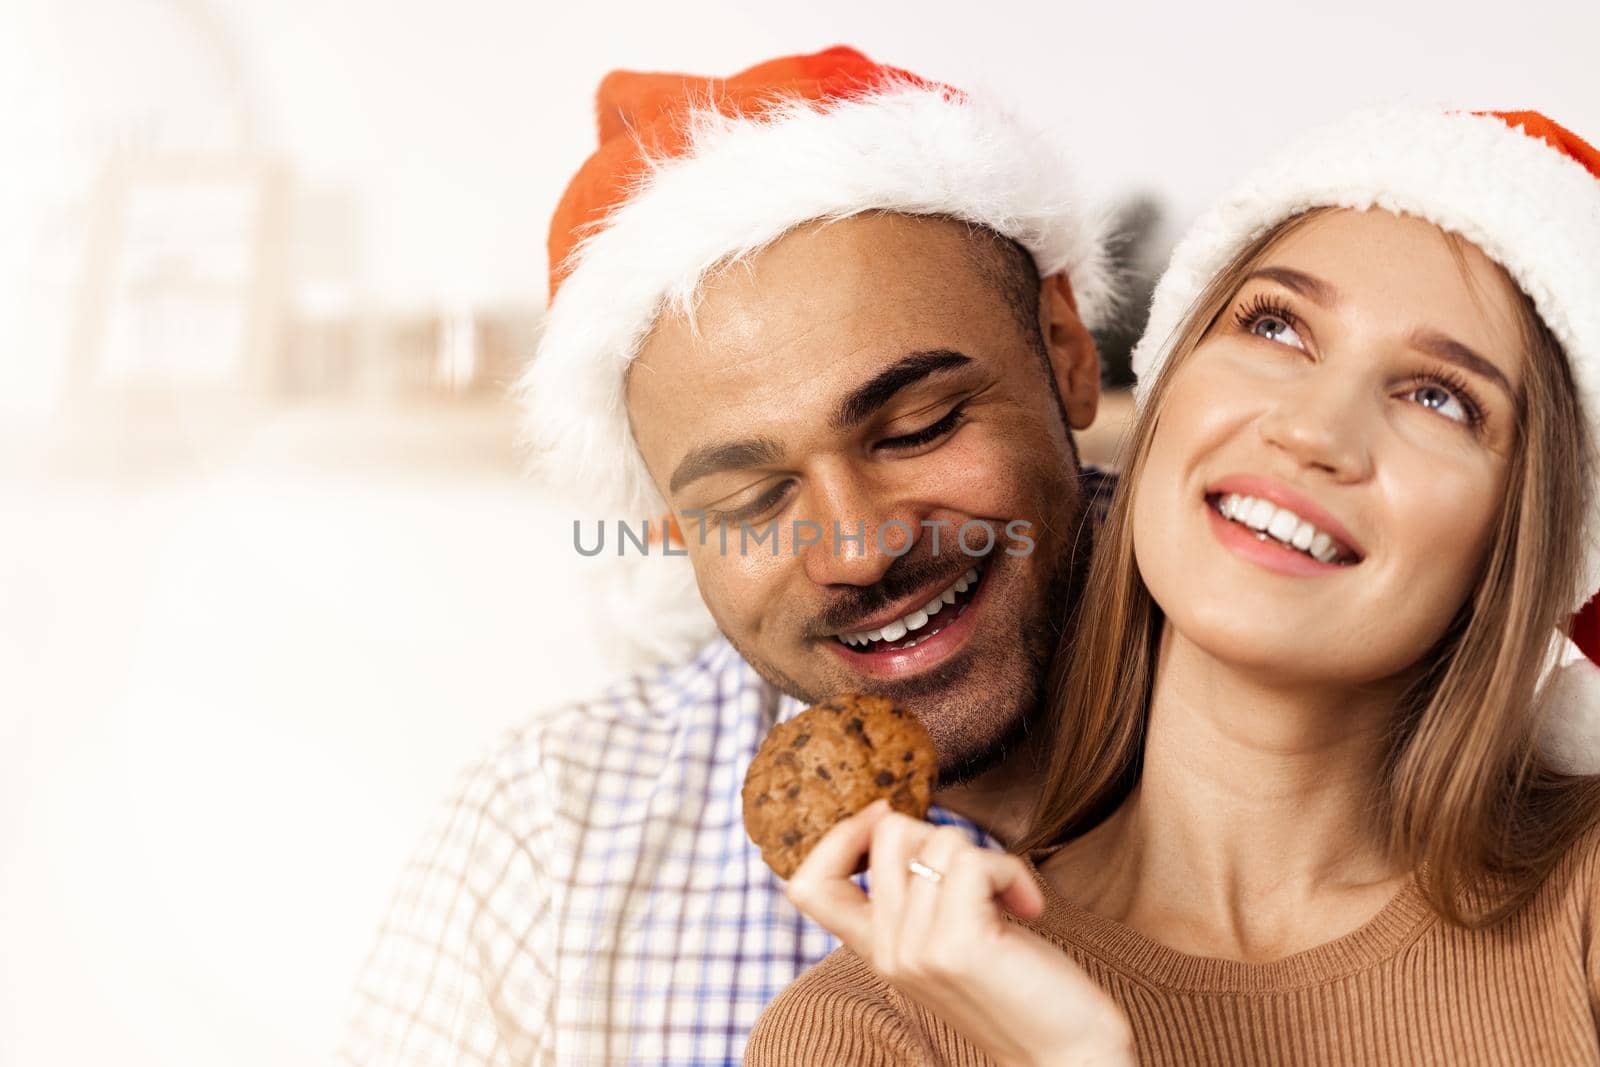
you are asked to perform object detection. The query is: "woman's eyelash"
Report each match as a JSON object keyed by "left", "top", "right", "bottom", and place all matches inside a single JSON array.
[
  {"left": 1233, "top": 294, "right": 1299, "bottom": 336},
  {"left": 1229, "top": 296, "right": 1488, "bottom": 432},
  {"left": 880, "top": 404, "right": 967, "bottom": 451},
  {"left": 1406, "top": 365, "right": 1488, "bottom": 430}
]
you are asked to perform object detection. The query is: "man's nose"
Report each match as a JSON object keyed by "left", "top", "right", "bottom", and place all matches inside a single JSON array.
[
  {"left": 1255, "top": 370, "right": 1375, "bottom": 482},
  {"left": 795, "top": 471, "right": 923, "bottom": 588}
]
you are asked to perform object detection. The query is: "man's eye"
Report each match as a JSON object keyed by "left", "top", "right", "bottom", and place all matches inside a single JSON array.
[
  {"left": 704, "top": 480, "right": 793, "bottom": 526},
  {"left": 879, "top": 404, "right": 966, "bottom": 451}
]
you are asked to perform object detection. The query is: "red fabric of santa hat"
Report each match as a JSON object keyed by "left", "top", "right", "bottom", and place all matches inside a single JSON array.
[{"left": 516, "top": 46, "right": 1113, "bottom": 663}]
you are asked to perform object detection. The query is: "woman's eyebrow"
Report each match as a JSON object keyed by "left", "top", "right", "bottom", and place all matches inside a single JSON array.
[
  {"left": 1409, "top": 330, "right": 1517, "bottom": 401},
  {"left": 1244, "top": 267, "right": 1339, "bottom": 307},
  {"left": 1242, "top": 269, "right": 1518, "bottom": 400}
]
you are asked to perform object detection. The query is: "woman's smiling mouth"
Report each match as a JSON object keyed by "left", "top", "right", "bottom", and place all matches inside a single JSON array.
[
  {"left": 1202, "top": 475, "right": 1365, "bottom": 576},
  {"left": 1208, "top": 493, "right": 1361, "bottom": 564}
]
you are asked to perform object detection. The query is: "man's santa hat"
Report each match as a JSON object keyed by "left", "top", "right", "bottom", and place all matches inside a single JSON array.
[
  {"left": 1127, "top": 108, "right": 1600, "bottom": 771},
  {"left": 516, "top": 46, "right": 1113, "bottom": 664}
]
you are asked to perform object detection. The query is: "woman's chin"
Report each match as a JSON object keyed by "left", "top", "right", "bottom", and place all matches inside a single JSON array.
[
  {"left": 1156, "top": 606, "right": 1415, "bottom": 691},
  {"left": 1158, "top": 601, "right": 1369, "bottom": 684}
]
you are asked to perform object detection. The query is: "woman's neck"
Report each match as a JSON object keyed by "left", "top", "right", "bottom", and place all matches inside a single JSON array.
[{"left": 1043, "top": 628, "right": 1411, "bottom": 961}]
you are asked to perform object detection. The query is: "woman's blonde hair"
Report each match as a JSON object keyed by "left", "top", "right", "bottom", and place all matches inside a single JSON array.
[{"left": 1018, "top": 208, "right": 1600, "bottom": 926}]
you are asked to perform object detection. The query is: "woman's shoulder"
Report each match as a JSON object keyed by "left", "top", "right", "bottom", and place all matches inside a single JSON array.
[
  {"left": 745, "top": 946, "right": 927, "bottom": 1067},
  {"left": 1558, "top": 817, "right": 1600, "bottom": 892},
  {"left": 1511, "top": 816, "right": 1600, "bottom": 924}
]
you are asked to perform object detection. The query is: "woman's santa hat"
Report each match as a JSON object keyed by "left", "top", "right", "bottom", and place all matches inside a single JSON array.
[
  {"left": 516, "top": 46, "right": 1113, "bottom": 665},
  {"left": 1128, "top": 108, "right": 1600, "bottom": 771}
]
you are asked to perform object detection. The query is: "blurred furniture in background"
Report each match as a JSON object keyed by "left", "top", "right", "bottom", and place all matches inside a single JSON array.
[
  {"left": 283, "top": 301, "right": 537, "bottom": 400},
  {"left": 1079, "top": 389, "right": 1133, "bottom": 472},
  {"left": 72, "top": 156, "right": 289, "bottom": 398},
  {"left": 67, "top": 152, "right": 540, "bottom": 410}
]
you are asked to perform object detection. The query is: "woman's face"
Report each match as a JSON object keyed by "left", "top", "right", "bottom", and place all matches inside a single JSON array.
[{"left": 1133, "top": 209, "right": 1527, "bottom": 688}]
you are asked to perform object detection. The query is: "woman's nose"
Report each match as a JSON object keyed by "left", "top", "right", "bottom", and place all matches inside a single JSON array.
[{"left": 1255, "top": 375, "right": 1375, "bottom": 482}]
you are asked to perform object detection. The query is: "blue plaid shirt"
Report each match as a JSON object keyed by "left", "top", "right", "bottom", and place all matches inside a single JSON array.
[{"left": 339, "top": 637, "right": 995, "bottom": 1066}]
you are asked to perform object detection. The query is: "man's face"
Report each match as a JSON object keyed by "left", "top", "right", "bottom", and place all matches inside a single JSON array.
[{"left": 627, "top": 213, "right": 1098, "bottom": 779}]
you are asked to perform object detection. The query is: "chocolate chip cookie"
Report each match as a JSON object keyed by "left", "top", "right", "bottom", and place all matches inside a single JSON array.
[{"left": 742, "top": 693, "right": 938, "bottom": 879}]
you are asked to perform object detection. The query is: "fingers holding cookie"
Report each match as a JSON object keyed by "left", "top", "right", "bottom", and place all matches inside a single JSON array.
[
  {"left": 742, "top": 693, "right": 938, "bottom": 880},
  {"left": 783, "top": 798, "right": 893, "bottom": 950}
]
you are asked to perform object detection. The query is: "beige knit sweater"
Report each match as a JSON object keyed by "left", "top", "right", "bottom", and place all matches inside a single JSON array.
[{"left": 746, "top": 836, "right": 1600, "bottom": 1066}]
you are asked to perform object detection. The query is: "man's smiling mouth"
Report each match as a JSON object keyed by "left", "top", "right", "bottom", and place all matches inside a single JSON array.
[{"left": 834, "top": 564, "right": 985, "bottom": 652}]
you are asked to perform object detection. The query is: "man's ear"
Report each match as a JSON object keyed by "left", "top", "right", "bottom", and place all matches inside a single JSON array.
[{"left": 1039, "top": 272, "right": 1100, "bottom": 431}]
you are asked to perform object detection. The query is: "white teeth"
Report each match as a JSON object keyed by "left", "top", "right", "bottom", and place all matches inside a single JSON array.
[
  {"left": 1266, "top": 510, "right": 1298, "bottom": 543},
  {"left": 1213, "top": 493, "right": 1353, "bottom": 564},
  {"left": 838, "top": 565, "right": 984, "bottom": 647}
]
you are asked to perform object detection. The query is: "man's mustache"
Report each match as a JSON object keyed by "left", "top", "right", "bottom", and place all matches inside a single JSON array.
[{"left": 808, "top": 552, "right": 985, "bottom": 636}]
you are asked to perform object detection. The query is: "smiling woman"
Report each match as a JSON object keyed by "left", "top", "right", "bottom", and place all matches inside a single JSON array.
[
  {"left": 1060, "top": 204, "right": 1588, "bottom": 905},
  {"left": 750, "top": 109, "right": 1600, "bottom": 1067}
]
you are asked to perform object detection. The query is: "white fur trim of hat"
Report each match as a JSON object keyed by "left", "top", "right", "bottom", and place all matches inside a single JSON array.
[{"left": 517, "top": 81, "right": 1114, "bottom": 666}]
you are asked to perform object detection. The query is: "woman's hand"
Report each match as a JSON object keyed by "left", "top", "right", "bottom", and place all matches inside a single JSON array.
[{"left": 785, "top": 801, "right": 1135, "bottom": 1067}]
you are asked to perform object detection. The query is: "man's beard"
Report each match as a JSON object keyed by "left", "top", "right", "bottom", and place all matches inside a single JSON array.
[
  {"left": 724, "top": 499, "right": 1096, "bottom": 788},
  {"left": 934, "top": 515, "right": 1092, "bottom": 787}
]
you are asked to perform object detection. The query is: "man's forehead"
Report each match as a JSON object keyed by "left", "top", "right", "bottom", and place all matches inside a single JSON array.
[
  {"left": 634, "top": 215, "right": 1000, "bottom": 383},
  {"left": 623, "top": 213, "right": 1027, "bottom": 490}
]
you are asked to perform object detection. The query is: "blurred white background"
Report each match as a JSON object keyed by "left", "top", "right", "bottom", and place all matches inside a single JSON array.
[{"left": 1, "top": 1, "right": 1596, "bottom": 1064}]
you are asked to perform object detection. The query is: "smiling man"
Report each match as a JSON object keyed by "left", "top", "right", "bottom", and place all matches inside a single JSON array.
[
  {"left": 340, "top": 46, "right": 1115, "bottom": 1067},
  {"left": 628, "top": 210, "right": 1103, "bottom": 787}
]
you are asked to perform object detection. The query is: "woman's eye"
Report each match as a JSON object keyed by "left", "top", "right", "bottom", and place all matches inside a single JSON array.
[
  {"left": 1401, "top": 382, "right": 1472, "bottom": 424},
  {"left": 1250, "top": 315, "right": 1304, "bottom": 350},
  {"left": 1233, "top": 296, "right": 1308, "bottom": 353}
]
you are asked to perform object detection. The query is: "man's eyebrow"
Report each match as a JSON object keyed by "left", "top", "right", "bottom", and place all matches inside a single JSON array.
[
  {"left": 1409, "top": 330, "right": 1517, "bottom": 401},
  {"left": 830, "top": 350, "right": 973, "bottom": 432},
  {"left": 1244, "top": 267, "right": 1340, "bottom": 307},
  {"left": 668, "top": 436, "right": 784, "bottom": 496}
]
